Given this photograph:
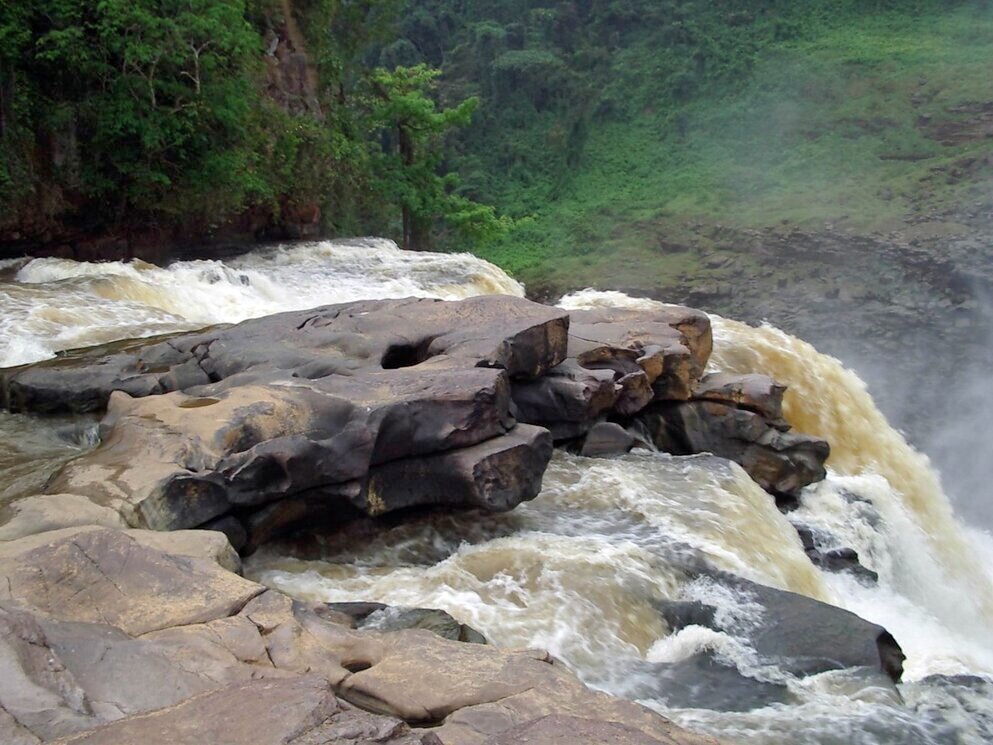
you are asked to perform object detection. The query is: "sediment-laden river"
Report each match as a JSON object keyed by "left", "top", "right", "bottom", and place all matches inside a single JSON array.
[{"left": 1, "top": 240, "right": 991, "bottom": 743}]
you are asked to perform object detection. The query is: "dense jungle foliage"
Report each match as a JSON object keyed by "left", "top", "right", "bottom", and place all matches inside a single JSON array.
[{"left": 2, "top": 0, "right": 992, "bottom": 268}]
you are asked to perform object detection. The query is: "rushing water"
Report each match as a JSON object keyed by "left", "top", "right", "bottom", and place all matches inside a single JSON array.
[{"left": 1, "top": 240, "right": 991, "bottom": 744}]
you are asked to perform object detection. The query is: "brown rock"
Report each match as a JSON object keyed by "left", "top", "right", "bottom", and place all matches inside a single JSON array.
[
  {"left": 0, "top": 527, "right": 262, "bottom": 635},
  {"left": 362, "top": 424, "right": 553, "bottom": 515},
  {"left": 510, "top": 360, "right": 617, "bottom": 439},
  {"left": 641, "top": 401, "right": 829, "bottom": 496},
  {"left": 51, "top": 676, "right": 432, "bottom": 745},
  {"left": 0, "top": 494, "right": 127, "bottom": 542},
  {"left": 693, "top": 373, "right": 787, "bottom": 426},
  {"left": 579, "top": 421, "right": 640, "bottom": 458},
  {"left": 568, "top": 305, "right": 712, "bottom": 404}
]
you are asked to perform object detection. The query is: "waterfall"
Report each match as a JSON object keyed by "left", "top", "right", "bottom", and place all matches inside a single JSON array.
[{"left": 2, "top": 244, "right": 991, "bottom": 743}]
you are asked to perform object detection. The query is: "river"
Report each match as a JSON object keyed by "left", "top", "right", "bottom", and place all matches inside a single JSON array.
[{"left": 1, "top": 239, "right": 991, "bottom": 743}]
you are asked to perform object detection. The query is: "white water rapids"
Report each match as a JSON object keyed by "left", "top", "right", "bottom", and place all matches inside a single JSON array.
[{"left": 1, "top": 240, "right": 991, "bottom": 743}]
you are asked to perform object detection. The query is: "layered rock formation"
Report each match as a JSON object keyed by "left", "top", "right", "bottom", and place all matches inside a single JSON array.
[
  {"left": 0, "top": 525, "right": 719, "bottom": 745},
  {"left": 0, "top": 295, "right": 902, "bottom": 745},
  {"left": 0, "top": 295, "right": 829, "bottom": 545}
]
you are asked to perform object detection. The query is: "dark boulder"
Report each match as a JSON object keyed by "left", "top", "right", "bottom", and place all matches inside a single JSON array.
[
  {"left": 635, "top": 653, "right": 790, "bottom": 713},
  {"left": 361, "top": 424, "right": 553, "bottom": 514},
  {"left": 794, "top": 525, "right": 879, "bottom": 583},
  {"left": 578, "top": 421, "right": 642, "bottom": 458},
  {"left": 325, "top": 603, "right": 488, "bottom": 645},
  {"left": 658, "top": 576, "right": 905, "bottom": 682},
  {"left": 639, "top": 401, "right": 829, "bottom": 497},
  {"left": 511, "top": 360, "right": 618, "bottom": 440}
]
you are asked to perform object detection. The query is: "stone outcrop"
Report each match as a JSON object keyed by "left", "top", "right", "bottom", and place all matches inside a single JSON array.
[
  {"left": 637, "top": 400, "right": 829, "bottom": 499},
  {"left": 0, "top": 524, "right": 720, "bottom": 745},
  {"left": 0, "top": 295, "right": 829, "bottom": 543},
  {"left": 1, "top": 296, "right": 567, "bottom": 544},
  {"left": 511, "top": 304, "right": 713, "bottom": 441},
  {"left": 0, "top": 296, "right": 900, "bottom": 745},
  {"left": 659, "top": 574, "right": 905, "bottom": 683}
]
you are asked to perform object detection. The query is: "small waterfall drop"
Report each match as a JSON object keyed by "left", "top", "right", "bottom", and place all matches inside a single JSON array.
[{"left": 2, "top": 251, "right": 992, "bottom": 743}]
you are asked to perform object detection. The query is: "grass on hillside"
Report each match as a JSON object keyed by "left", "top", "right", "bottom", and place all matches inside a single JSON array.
[{"left": 472, "top": 4, "right": 993, "bottom": 293}]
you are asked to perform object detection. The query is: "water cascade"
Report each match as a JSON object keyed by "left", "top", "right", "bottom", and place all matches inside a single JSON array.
[{"left": 1, "top": 241, "right": 990, "bottom": 743}]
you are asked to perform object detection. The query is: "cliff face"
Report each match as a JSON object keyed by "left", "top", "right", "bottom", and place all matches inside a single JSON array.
[{"left": 0, "top": 0, "right": 327, "bottom": 263}]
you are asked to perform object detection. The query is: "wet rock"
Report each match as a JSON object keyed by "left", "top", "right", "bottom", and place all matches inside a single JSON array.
[
  {"left": 349, "top": 605, "right": 488, "bottom": 645},
  {"left": 511, "top": 360, "right": 618, "bottom": 439},
  {"left": 361, "top": 424, "right": 553, "bottom": 515},
  {"left": 659, "top": 575, "right": 905, "bottom": 682},
  {"left": 47, "top": 368, "right": 544, "bottom": 531},
  {"left": 794, "top": 525, "right": 879, "bottom": 583},
  {"left": 0, "top": 296, "right": 570, "bottom": 415},
  {"left": 567, "top": 305, "right": 712, "bottom": 403},
  {"left": 693, "top": 373, "right": 787, "bottom": 427},
  {"left": 8, "top": 297, "right": 566, "bottom": 543},
  {"left": 579, "top": 421, "right": 640, "bottom": 458},
  {"left": 638, "top": 653, "right": 789, "bottom": 713},
  {"left": 640, "top": 401, "right": 829, "bottom": 497}
]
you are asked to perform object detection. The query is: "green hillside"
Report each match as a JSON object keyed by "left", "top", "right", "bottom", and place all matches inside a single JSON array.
[{"left": 387, "top": 1, "right": 993, "bottom": 292}]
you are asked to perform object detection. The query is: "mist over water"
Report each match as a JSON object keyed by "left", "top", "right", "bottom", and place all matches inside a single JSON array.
[{"left": 1, "top": 241, "right": 992, "bottom": 743}]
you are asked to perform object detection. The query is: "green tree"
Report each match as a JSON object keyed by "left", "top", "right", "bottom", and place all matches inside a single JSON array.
[
  {"left": 364, "top": 64, "right": 510, "bottom": 250},
  {"left": 1, "top": 0, "right": 271, "bottom": 229}
]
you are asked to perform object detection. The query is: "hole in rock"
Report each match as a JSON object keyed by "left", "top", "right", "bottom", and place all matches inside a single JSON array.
[
  {"left": 342, "top": 660, "right": 373, "bottom": 673},
  {"left": 380, "top": 337, "right": 437, "bottom": 369},
  {"left": 178, "top": 397, "right": 221, "bottom": 409}
]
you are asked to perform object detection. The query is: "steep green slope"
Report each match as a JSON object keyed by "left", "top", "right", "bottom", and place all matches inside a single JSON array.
[{"left": 391, "top": 1, "right": 993, "bottom": 293}]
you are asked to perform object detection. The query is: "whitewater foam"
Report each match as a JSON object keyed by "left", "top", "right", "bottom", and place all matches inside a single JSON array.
[{"left": 0, "top": 238, "right": 522, "bottom": 368}]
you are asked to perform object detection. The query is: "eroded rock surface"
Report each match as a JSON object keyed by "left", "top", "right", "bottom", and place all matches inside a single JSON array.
[
  {"left": 2, "top": 297, "right": 568, "bottom": 540},
  {"left": 638, "top": 400, "right": 829, "bottom": 499},
  {"left": 0, "top": 525, "right": 720, "bottom": 745}
]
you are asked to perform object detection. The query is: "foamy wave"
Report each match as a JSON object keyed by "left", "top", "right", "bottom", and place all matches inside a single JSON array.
[{"left": 0, "top": 239, "right": 523, "bottom": 368}]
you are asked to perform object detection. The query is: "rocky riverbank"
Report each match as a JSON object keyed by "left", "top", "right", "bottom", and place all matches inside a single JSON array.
[{"left": 0, "top": 294, "right": 905, "bottom": 744}]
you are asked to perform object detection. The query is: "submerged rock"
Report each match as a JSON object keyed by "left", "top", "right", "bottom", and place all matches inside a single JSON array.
[
  {"left": 658, "top": 575, "right": 905, "bottom": 683},
  {"left": 326, "top": 603, "right": 488, "bottom": 645},
  {"left": 795, "top": 525, "right": 879, "bottom": 583},
  {"left": 637, "top": 653, "right": 790, "bottom": 713}
]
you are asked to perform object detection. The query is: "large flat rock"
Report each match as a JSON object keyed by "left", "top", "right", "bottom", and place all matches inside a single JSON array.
[
  {"left": 51, "top": 676, "right": 433, "bottom": 745},
  {"left": 0, "top": 527, "right": 262, "bottom": 635},
  {"left": 1, "top": 296, "right": 570, "bottom": 415},
  {"left": 6, "top": 297, "right": 565, "bottom": 540}
]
